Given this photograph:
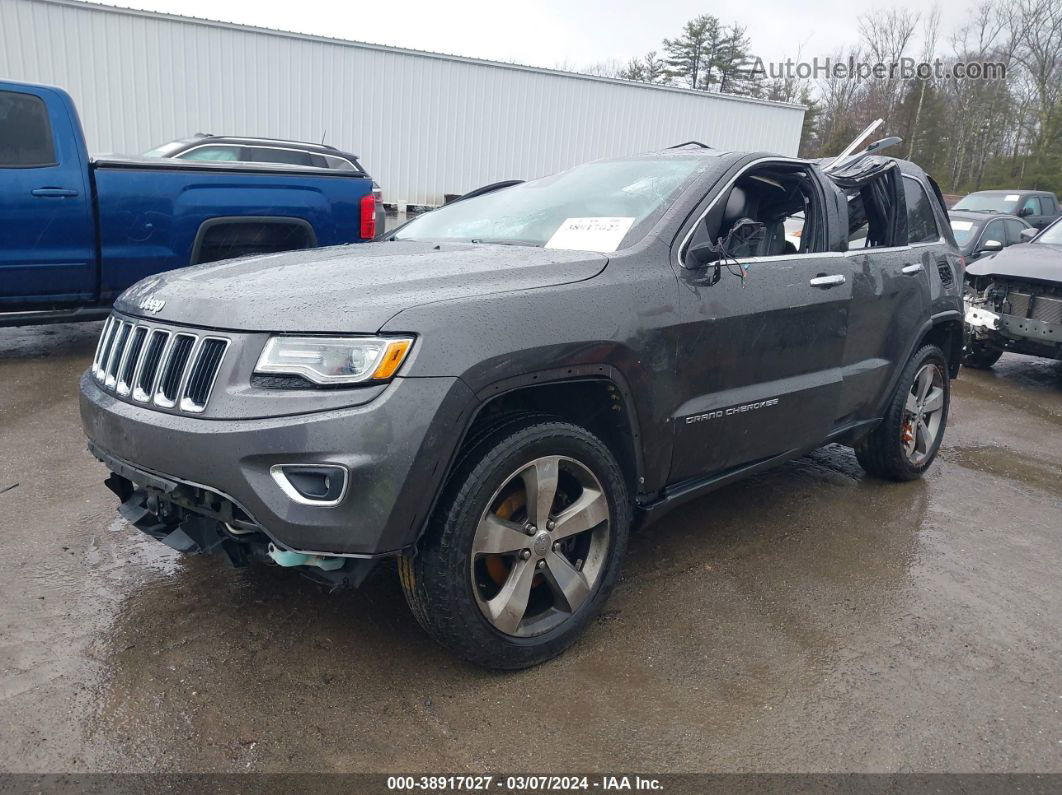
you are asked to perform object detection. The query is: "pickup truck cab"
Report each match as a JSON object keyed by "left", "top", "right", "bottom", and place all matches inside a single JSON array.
[
  {"left": 81, "top": 144, "right": 964, "bottom": 669},
  {"left": 0, "top": 81, "right": 379, "bottom": 326},
  {"left": 953, "top": 189, "right": 1061, "bottom": 230}
]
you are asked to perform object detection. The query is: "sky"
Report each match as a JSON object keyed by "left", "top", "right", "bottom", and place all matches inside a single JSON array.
[{"left": 95, "top": 0, "right": 978, "bottom": 74}]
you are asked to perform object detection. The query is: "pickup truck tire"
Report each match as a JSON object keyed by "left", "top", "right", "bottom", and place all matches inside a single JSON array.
[
  {"left": 962, "top": 341, "right": 1003, "bottom": 369},
  {"left": 855, "top": 344, "right": 950, "bottom": 482},
  {"left": 399, "top": 417, "right": 630, "bottom": 669}
]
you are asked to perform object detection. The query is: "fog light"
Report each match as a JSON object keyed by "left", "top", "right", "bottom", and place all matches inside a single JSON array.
[{"left": 270, "top": 464, "right": 348, "bottom": 506}]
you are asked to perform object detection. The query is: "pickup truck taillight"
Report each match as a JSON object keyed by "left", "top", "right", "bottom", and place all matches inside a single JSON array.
[{"left": 360, "top": 192, "right": 377, "bottom": 240}]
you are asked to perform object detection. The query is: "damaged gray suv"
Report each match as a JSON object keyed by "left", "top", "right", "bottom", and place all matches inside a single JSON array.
[{"left": 81, "top": 141, "right": 964, "bottom": 668}]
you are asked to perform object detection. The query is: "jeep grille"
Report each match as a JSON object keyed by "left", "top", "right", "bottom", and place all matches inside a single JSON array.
[{"left": 91, "top": 315, "right": 229, "bottom": 413}]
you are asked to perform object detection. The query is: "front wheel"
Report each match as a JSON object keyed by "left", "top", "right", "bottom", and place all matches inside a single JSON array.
[
  {"left": 856, "top": 344, "right": 950, "bottom": 482},
  {"left": 399, "top": 418, "right": 630, "bottom": 669}
]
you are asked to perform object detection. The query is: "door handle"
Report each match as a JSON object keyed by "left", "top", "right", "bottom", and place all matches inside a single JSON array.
[
  {"left": 901, "top": 263, "right": 924, "bottom": 274},
  {"left": 809, "top": 274, "right": 846, "bottom": 288},
  {"left": 31, "top": 188, "right": 79, "bottom": 198}
]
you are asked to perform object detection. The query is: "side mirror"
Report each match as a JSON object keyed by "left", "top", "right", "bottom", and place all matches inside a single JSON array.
[
  {"left": 688, "top": 242, "right": 721, "bottom": 267},
  {"left": 1020, "top": 227, "right": 1038, "bottom": 242},
  {"left": 978, "top": 239, "right": 1004, "bottom": 253},
  {"left": 1018, "top": 206, "right": 1033, "bottom": 218}
]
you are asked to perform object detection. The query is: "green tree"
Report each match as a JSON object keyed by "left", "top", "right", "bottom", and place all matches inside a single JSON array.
[
  {"left": 618, "top": 51, "right": 669, "bottom": 84},
  {"left": 714, "top": 25, "right": 760, "bottom": 95},
  {"left": 663, "top": 15, "right": 720, "bottom": 89}
]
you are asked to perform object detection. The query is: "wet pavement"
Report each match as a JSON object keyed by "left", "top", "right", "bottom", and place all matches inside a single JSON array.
[{"left": 1, "top": 322, "right": 1060, "bottom": 773}]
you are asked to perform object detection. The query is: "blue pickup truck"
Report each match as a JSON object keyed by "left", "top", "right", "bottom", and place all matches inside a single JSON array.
[{"left": 1, "top": 80, "right": 380, "bottom": 327}]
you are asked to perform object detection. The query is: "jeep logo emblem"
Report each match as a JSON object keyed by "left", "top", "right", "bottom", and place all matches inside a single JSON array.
[{"left": 138, "top": 296, "right": 165, "bottom": 314}]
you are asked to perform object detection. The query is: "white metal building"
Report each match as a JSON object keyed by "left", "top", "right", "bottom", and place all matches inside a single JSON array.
[{"left": 0, "top": 0, "right": 806, "bottom": 206}]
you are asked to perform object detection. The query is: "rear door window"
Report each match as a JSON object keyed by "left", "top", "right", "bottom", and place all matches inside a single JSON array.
[
  {"left": 180, "top": 145, "right": 241, "bottom": 162},
  {"left": 904, "top": 178, "right": 940, "bottom": 244},
  {"left": 1039, "top": 196, "right": 1056, "bottom": 216},
  {"left": 246, "top": 147, "right": 312, "bottom": 166},
  {"left": 0, "top": 90, "right": 56, "bottom": 167},
  {"left": 322, "top": 154, "right": 357, "bottom": 171}
]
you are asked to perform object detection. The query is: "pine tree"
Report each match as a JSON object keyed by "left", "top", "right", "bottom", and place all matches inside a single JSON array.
[{"left": 663, "top": 15, "right": 720, "bottom": 89}]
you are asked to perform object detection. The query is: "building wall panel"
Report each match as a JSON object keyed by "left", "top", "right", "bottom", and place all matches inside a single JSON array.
[{"left": 0, "top": 0, "right": 806, "bottom": 205}]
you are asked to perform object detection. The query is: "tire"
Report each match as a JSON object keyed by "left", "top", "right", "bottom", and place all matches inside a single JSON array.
[
  {"left": 962, "top": 340, "right": 1003, "bottom": 369},
  {"left": 399, "top": 417, "right": 631, "bottom": 669},
  {"left": 855, "top": 344, "right": 950, "bottom": 482}
]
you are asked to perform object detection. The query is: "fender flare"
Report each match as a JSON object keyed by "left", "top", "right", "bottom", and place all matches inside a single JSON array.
[
  {"left": 873, "top": 310, "right": 963, "bottom": 417},
  {"left": 411, "top": 365, "right": 648, "bottom": 547}
]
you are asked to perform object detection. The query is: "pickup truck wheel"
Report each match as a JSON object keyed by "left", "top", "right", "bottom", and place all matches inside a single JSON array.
[
  {"left": 855, "top": 344, "right": 950, "bottom": 482},
  {"left": 399, "top": 418, "right": 630, "bottom": 669},
  {"left": 962, "top": 341, "right": 1003, "bottom": 369}
]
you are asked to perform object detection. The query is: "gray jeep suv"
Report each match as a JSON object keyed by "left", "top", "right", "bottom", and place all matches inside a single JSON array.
[{"left": 80, "top": 146, "right": 964, "bottom": 668}]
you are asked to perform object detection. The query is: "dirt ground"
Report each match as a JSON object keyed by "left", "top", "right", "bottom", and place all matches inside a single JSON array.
[{"left": 1, "top": 321, "right": 1059, "bottom": 773}]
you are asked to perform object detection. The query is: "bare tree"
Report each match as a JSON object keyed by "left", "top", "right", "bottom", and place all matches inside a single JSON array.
[
  {"left": 858, "top": 8, "right": 920, "bottom": 122},
  {"left": 908, "top": 5, "right": 942, "bottom": 158}
]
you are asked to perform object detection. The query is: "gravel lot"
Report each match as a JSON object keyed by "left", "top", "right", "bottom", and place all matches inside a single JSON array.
[{"left": 1, "top": 321, "right": 1060, "bottom": 773}]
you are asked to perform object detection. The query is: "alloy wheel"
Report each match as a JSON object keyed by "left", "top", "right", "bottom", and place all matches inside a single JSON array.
[
  {"left": 902, "top": 363, "right": 945, "bottom": 465},
  {"left": 470, "top": 455, "right": 610, "bottom": 637}
]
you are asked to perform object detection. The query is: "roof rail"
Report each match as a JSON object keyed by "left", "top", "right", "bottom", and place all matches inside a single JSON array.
[{"left": 668, "top": 141, "right": 712, "bottom": 150}]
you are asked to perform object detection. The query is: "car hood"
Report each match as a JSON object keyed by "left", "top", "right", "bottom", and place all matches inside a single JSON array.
[
  {"left": 115, "top": 241, "right": 608, "bottom": 332},
  {"left": 965, "top": 242, "right": 1062, "bottom": 285}
]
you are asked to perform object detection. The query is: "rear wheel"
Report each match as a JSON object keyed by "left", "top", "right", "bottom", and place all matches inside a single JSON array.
[
  {"left": 962, "top": 340, "right": 1003, "bottom": 369},
  {"left": 856, "top": 344, "right": 950, "bottom": 481},
  {"left": 399, "top": 418, "right": 630, "bottom": 669}
]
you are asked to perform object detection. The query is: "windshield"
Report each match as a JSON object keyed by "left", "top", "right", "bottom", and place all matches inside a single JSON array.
[
  {"left": 953, "top": 193, "right": 1020, "bottom": 212},
  {"left": 394, "top": 157, "right": 707, "bottom": 251},
  {"left": 143, "top": 140, "right": 188, "bottom": 158},
  {"left": 949, "top": 218, "right": 977, "bottom": 245},
  {"left": 1035, "top": 220, "right": 1062, "bottom": 245}
]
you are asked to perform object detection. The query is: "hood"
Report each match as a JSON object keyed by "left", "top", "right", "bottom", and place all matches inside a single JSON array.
[
  {"left": 115, "top": 241, "right": 608, "bottom": 332},
  {"left": 965, "top": 242, "right": 1062, "bottom": 286}
]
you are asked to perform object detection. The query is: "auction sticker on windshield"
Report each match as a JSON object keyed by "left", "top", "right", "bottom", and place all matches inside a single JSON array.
[{"left": 545, "top": 217, "right": 636, "bottom": 252}]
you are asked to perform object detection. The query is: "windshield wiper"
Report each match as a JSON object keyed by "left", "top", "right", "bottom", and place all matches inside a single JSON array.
[{"left": 469, "top": 239, "right": 542, "bottom": 247}]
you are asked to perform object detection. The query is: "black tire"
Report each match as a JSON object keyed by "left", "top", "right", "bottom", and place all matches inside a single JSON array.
[
  {"left": 962, "top": 340, "right": 1003, "bottom": 369},
  {"left": 855, "top": 344, "right": 950, "bottom": 482},
  {"left": 399, "top": 417, "right": 630, "bottom": 669}
]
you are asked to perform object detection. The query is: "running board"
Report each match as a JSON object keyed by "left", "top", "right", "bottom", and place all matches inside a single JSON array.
[{"left": 0, "top": 305, "right": 111, "bottom": 328}]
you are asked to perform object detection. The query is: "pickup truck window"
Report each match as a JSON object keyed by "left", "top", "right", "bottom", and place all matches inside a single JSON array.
[
  {"left": 954, "top": 194, "right": 1018, "bottom": 213},
  {"left": 0, "top": 90, "right": 56, "bottom": 167},
  {"left": 1021, "top": 196, "right": 1040, "bottom": 217},
  {"left": 904, "top": 178, "right": 940, "bottom": 244},
  {"left": 1039, "top": 196, "right": 1056, "bottom": 216},
  {"left": 394, "top": 157, "right": 706, "bottom": 250}
]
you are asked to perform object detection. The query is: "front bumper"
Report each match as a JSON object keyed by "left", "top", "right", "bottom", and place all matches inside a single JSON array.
[
  {"left": 80, "top": 372, "right": 477, "bottom": 555},
  {"left": 965, "top": 301, "right": 1062, "bottom": 348}
]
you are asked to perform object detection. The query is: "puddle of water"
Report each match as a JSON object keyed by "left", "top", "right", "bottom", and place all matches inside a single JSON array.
[{"left": 946, "top": 445, "right": 1062, "bottom": 499}]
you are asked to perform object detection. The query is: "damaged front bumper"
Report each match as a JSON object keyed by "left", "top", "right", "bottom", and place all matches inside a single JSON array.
[
  {"left": 964, "top": 299, "right": 1062, "bottom": 358},
  {"left": 80, "top": 371, "right": 475, "bottom": 557},
  {"left": 97, "top": 442, "right": 381, "bottom": 587}
]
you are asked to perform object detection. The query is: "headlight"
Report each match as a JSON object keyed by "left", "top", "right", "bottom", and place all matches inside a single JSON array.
[{"left": 255, "top": 335, "right": 413, "bottom": 385}]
